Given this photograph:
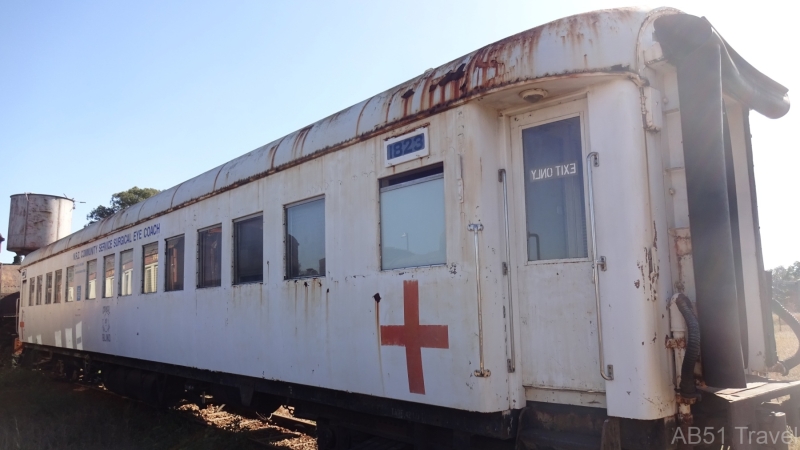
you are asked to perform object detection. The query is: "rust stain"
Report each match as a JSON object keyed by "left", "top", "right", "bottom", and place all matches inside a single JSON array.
[
  {"left": 268, "top": 135, "right": 288, "bottom": 170},
  {"left": 23, "top": 9, "right": 653, "bottom": 267},
  {"left": 291, "top": 126, "right": 313, "bottom": 161}
]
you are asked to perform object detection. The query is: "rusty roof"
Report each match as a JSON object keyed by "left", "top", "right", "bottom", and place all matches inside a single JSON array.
[{"left": 22, "top": 6, "right": 789, "bottom": 266}]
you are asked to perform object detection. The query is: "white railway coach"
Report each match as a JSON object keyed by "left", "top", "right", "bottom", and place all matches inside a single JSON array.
[{"left": 16, "top": 7, "right": 796, "bottom": 450}]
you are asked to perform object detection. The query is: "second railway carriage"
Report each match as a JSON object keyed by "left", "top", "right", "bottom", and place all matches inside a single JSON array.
[{"left": 15, "top": 7, "right": 796, "bottom": 450}]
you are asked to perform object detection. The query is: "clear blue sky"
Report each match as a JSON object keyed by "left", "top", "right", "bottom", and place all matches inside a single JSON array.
[{"left": 1, "top": 1, "right": 796, "bottom": 269}]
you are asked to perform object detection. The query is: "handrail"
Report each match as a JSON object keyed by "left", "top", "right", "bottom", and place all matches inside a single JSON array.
[
  {"left": 587, "top": 152, "right": 613, "bottom": 381},
  {"left": 498, "top": 169, "right": 516, "bottom": 373},
  {"left": 468, "top": 223, "right": 490, "bottom": 378}
]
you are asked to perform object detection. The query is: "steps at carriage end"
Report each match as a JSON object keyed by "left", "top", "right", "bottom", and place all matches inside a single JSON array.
[{"left": 517, "top": 429, "right": 601, "bottom": 450}]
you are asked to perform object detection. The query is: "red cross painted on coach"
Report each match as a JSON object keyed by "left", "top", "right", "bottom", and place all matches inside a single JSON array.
[{"left": 380, "top": 280, "right": 449, "bottom": 395}]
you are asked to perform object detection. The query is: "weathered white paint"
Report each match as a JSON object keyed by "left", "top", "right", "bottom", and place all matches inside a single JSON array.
[{"left": 16, "top": 7, "right": 782, "bottom": 424}]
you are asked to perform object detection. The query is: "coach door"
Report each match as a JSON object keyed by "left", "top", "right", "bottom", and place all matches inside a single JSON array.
[{"left": 509, "top": 99, "right": 606, "bottom": 400}]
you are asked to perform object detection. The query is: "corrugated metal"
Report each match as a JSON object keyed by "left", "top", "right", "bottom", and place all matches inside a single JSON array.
[
  {"left": 23, "top": 6, "right": 788, "bottom": 268},
  {"left": 25, "top": 7, "right": 669, "bottom": 266}
]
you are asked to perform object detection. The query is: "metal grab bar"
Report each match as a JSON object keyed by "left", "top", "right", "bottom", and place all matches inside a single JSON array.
[
  {"left": 587, "top": 152, "right": 613, "bottom": 381},
  {"left": 468, "top": 223, "right": 490, "bottom": 378},
  {"left": 498, "top": 169, "right": 516, "bottom": 373}
]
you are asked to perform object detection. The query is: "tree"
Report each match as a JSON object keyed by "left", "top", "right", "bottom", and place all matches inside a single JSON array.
[
  {"left": 87, "top": 187, "right": 160, "bottom": 223},
  {"left": 772, "top": 261, "right": 800, "bottom": 309}
]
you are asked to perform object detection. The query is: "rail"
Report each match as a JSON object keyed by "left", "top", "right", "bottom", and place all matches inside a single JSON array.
[
  {"left": 468, "top": 223, "right": 490, "bottom": 378},
  {"left": 587, "top": 152, "right": 613, "bottom": 381}
]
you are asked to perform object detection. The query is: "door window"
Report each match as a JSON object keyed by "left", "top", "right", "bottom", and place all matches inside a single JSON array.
[{"left": 521, "top": 116, "right": 588, "bottom": 261}]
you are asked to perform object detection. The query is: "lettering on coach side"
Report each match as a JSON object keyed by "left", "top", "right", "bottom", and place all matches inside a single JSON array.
[
  {"left": 529, "top": 162, "right": 578, "bottom": 182},
  {"left": 72, "top": 223, "right": 161, "bottom": 260},
  {"left": 102, "top": 306, "right": 111, "bottom": 342}
]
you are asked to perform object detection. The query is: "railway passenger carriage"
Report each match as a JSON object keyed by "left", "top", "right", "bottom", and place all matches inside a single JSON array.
[{"left": 16, "top": 8, "right": 796, "bottom": 449}]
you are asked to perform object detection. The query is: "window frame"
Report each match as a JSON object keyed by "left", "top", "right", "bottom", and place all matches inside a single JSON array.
[
  {"left": 165, "top": 235, "right": 185, "bottom": 292},
  {"left": 36, "top": 275, "right": 42, "bottom": 305},
  {"left": 102, "top": 254, "right": 115, "bottom": 298},
  {"left": 378, "top": 164, "right": 446, "bottom": 271},
  {"left": 510, "top": 104, "right": 593, "bottom": 266},
  {"left": 45, "top": 272, "right": 53, "bottom": 304},
  {"left": 119, "top": 249, "right": 134, "bottom": 297},
  {"left": 284, "top": 196, "right": 326, "bottom": 280},
  {"left": 87, "top": 260, "right": 98, "bottom": 300},
  {"left": 233, "top": 213, "right": 264, "bottom": 285},
  {"left": 54, "top": 269, "right": 62, "bottom": 303},
  {"left": 66, "top": 265, "right": 76, "bottom": 302},
  {"left": 142, "top": 241, "right": 159, "bottom": 294},
  {"left": 197, "top": 224, "right": 223, "bottom": 289}
]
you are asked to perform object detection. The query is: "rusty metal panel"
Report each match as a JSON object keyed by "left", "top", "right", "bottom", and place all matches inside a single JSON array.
[
  {"left": 6, "top": 194, "right": 73, "bottom": 256},
  {"left": 213, "top": 146, "right": 271, "bottom": 192},
  {"left": 117, "top": 201, "right": 145, "bottom": 228},
  {"left": 138, "top": 184, "right": 181, "bottom": 220},
  {"left": 171, "top": 166, "right": 223, "bottom": 207}
]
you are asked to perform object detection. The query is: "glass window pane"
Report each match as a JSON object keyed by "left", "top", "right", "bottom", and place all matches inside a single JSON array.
[
  {"left": 380, "top": 176, "right": 446, "bottom": 270},
  {"left": 87, "top": 260, "right": 97, "bottom": 300},
  {"left": 66, "top": 266, "right": 75, "bottom": 302},
  {"left": 54, "top": 270, "right": 62, "bottom": 303},
  {"left": 235, "top": 216, "right": 263, "bottom": 284},
  {"left": 103, "top": 255, "right": 115, "bottom": 298},
  {"left": 45, "top": 273, "right": 53, "bottom": 304},
  {"left": 28, "top": 279, "right": 34, "bottom": 306},
  {"left": 143, "top": 242, "right": 159, "bottom": 294},
  {"left": 286, "top": 199, "right": 325, "bottom": 278},
  {"left": 166, "top": 236, "right": 185, "bottom": 291},
  {"left": 36, "top": 275, "right": 42, "bottom": 305},
  {"left": 521, "top": 116, "right": 588, "bottom": 261},
  {"left": 120, "top": 250, "right": 133, "bottom": 296},
  {"left": 198, "top": 226, "right": 222, "bottom": 288}
]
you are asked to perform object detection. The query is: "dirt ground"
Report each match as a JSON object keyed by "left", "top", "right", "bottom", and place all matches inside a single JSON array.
[
  {"left": 3, "top": 315, "right": 800, "bottom": 449},
  {"left": 0, "top": 319, "right": 316, "bottom": 450}
]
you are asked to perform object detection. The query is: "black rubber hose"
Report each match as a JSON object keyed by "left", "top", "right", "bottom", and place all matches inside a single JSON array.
[
  {"left": 772, "top": 298, "right": 800, "bottom": 375},
  {"left": 676, "top": 294, "right": 701, "bottom": 398}
]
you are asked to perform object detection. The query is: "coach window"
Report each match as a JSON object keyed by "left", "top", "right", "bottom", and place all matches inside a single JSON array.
[
  {"left": 380, "top": 165, "right": 445, "bottom": 270},
  {"left": 234, "top": 214, "right": 263, "bottom": 284},
  {"left": 28, "top": 278, "right": 34, "bottom": 306},
  {"left": 45, "top": 272, "right": 53, "bottom": 304},
  {"left": 36, "top": 275, "right": 42, "bottom": 305},
  {"left": 143, "top": 242, "right": 158, "bottom": 294},
  {"left": 66, "top": 266, "right": 76, "bottom": 302},
  {"left": 285, "top": 198, "right": 325, "bottom": 279},
  {"left": 166, "top": 235, "right": 185, "bottom": 291},
  {"left": 54, "top": 269, "right": 62, "bottom": 303},
  {"left": 103, "top": 254, "right": 115, "bottom": 298},
  {"left": 120, "top": 249, "right": 133, "bottom": 296},
  {"left": 521, "top": 116, "right": 587, "bottom": 261},
  {"left": 87, "top": 260, "right": 97, "bottom": 300},
  {"left": 198, "top": 226, "right": 222, "bottom": 288}
]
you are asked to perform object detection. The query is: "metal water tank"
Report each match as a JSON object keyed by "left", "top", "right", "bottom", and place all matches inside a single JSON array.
[{"left": 6, "top": 194, "right": 74, "bottom": 257}]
